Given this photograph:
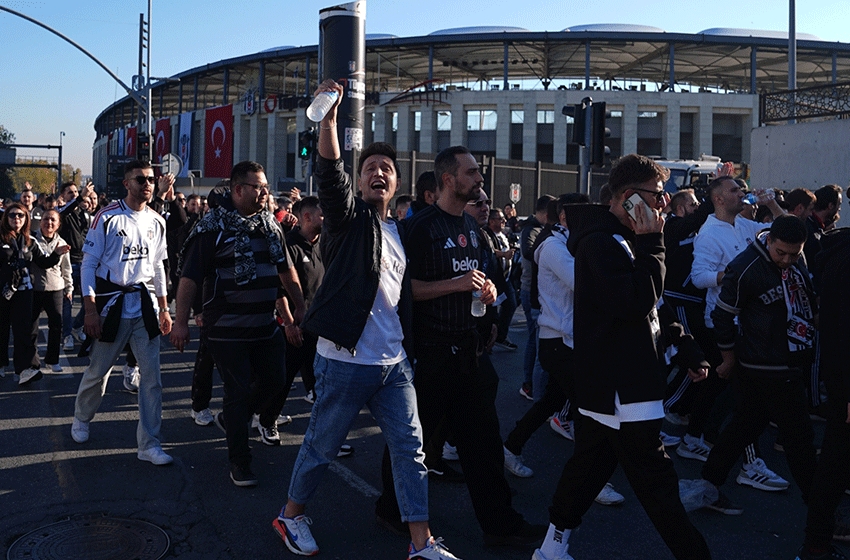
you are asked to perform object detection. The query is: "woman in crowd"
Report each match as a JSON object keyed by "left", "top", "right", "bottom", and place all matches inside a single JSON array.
[
  {"left": 0, "top": 202, "right": 68, "bottom": 385},
  {"left": 29, "top": 209, "right": 72, "bottom": 373}
]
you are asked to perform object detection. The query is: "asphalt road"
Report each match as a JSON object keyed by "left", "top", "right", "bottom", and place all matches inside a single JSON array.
[{"left": 0, "top": 314, "right": 845, "bottom": 560}]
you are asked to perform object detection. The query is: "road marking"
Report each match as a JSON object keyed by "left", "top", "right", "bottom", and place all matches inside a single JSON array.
[{"left": 328, "top": 461, "right": 380, "bottom": 498}]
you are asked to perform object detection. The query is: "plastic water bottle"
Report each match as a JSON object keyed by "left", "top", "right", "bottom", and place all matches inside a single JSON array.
[
  {"left": 743, "top": 193, "right": 757, "bottom": 205},
  {"left": 306, "top": 91, "right": 339, "bottom": 122},
  {"left": 471, "top": 291, "right": 487, "bottom": 317}
]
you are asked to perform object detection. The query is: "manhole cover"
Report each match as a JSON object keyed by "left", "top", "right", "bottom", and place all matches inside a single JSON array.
[{"left": 7, "top": 517, "right": 169, "bottom": 560}]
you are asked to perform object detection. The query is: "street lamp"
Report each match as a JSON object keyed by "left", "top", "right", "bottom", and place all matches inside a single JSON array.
[{"left": 58, "top": 131, "right": 65, "bottom": 191}]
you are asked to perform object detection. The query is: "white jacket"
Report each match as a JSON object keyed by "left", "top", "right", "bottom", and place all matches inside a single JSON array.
[
  {"left": 30, "top": 231, "right": 72, "bottom": 294},
  {"left": 691, "top": 214, "right": 765, "bottom": 328},
  {"left": 535, "top": 225, "right": 575, "bottom": 348}
]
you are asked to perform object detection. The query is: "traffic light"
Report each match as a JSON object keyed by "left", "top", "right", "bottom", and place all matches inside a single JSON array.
[
  {"left": 590, "top": 102, "right": 611, "bottom": 167},
  {"left": 562, "top": 103, "right": 588, "bottom": 146},
  {"left": 137, "top": 133, "right": 151, "bottom": 161},
  {"left": 298, "top": 129, "right": 316, "bottom": 160}
]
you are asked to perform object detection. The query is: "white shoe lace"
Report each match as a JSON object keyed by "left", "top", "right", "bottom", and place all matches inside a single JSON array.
[{"left": 426, "top": 537, "right": 459, "bottom": 559}]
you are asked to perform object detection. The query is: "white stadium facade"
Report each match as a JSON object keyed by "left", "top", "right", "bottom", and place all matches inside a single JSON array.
[{"left": 91, "top": 24, "right": 850, "bottom": 210}]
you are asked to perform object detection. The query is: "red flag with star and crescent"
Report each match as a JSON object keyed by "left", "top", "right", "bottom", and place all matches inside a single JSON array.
[
  {"left": 204, "top": 104, "right": 233, "bottom": 179},
  {"left": 125, "top": 126, "right": 137, "bottom": 159},
  {"left": 154, "top": 118, "right": 171, "bottom": 166}
]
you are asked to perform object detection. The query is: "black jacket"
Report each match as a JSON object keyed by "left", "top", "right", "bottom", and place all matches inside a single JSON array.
[
  {"left": 0, "top": 233, "right": 61, "bottom": 290},
  {"left": 58, "top": 197, "right": 90, "bottom": 265},
  {"left": 302, "top": 156, "right": 413, "bottom": 358},
  {"left": 662, "top": 204, "right": 711, "bottom": 305},
  {"left": 711, "top": 234, "right": 817, "bottom": 374},
  {"left": 813, "top": 229, "right": 850, "bottom": 408},
  {"left": 564, "top": 204, "right": 667, "bottom": 415}
]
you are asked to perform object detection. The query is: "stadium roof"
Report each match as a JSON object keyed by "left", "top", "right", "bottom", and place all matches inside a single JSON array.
[{"left": 95, "top": 26, "right": 850, "bottom": 134}]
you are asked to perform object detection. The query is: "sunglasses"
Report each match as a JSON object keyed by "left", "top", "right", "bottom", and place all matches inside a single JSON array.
[
  {"left": 133, "top": 176, "right": 156, "bottom": 185},
  {"left": 467, "top": 199, "right": 492, "bottom": 207},
  {"left": 6, "top": 212, "right": 25, "bottom": 219},
  {"left": 631, "top": 188, "right": 665, "bottom": 203}
]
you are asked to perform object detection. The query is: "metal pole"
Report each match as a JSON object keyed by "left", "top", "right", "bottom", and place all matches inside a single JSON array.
[
  {"left": 789, "top": 0, "right": 796, "bottom": 122},
  {"left": 146, "top": 0, "right": 153, "bottom": 161},
  {"left": 58, "top": 131, "right": 65, "bottom": 189}
]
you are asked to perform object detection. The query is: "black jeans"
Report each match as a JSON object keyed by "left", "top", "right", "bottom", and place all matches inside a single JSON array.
[
  {"left": 0, "top": 289, "right": 35, "bottom": 375},
  {"left": 504, "top": 338, "right": 571, "bottom": 455},
  {"left": 208, "top": 329, "right": 287, "bottom": 469},
  {"left": 701, "top": 369, "right": 816, "bottom": 500},
  {"left": 377, "top": 336, "right": 524, "bottom": 536},
  {"left": 804, "top": 397, "right": 850, "bottom": 548},
  {"left": 31, "top": 290, "right": 63, "bottom": 365},
  {"left": 191, "top": 333, "right": 215, "bottom": 412},
  {"left": 260, "top": 329, "right": 318, "bottom": 427},
  {"left": 552, "top": 415, "right": 711, "bottom": 560}
]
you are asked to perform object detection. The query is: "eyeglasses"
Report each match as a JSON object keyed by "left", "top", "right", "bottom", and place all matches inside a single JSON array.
[
  {"left": 467, "top": 199, "right": 491, "bottom": 207},
  {"left": 632, "top": 188, "right": 666, "bottom": 202},
  {"left": 239, "top": 183, "right": 270, "bottom": 191},
  {"left": 7, "top": 212, "right": 25, "bottom": 219},
  {"left": 133, "top": 176, "right": 156, "bottom": 185}
]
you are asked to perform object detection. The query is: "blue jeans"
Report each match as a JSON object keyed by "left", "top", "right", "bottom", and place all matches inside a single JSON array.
[
  {"left": 74, "top": 317, "right": 163, "bottom": 451},
  {"left": 288, "top": 355, "right": 428, "bottom": 522},
  {"left": 62, "top": 263, "right": 84, "bottom": 338},
  {"left": 520, "top": 289, "right": 543, "bottom": 391}
]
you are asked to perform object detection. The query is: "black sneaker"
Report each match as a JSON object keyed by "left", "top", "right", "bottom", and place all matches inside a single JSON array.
[
  {"left": 705, "top": 490, "right": 743, "bottom": 515},
  {"left": 427, "top": 460, "right": 465, "bottom": 483},
  {"left": 214, "top": 412, "right": 227, "bottom": 435},
  {"left": 229, "top": 464, "right": 258, "bottom": 487},
  {"left": 796, "top": 544, "right": 849, "bottom": 560},
  {"left": 519, "top": 383, "right": 533, "bottom": 401},
  {"left": 495, "top": 338, "right": 518, "bottom": 351},
  {"left": 483, "top": 520, "right": 547, "bottom": 547}
]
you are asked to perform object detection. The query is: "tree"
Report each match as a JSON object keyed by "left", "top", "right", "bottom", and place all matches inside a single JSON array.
[{"left": 0, "top": 124, "right": 15, "bottom": 199}]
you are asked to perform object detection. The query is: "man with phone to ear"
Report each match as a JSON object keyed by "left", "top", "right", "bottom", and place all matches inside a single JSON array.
[{"left": 533, "top": 154, "right": 711, "bottom": 560}]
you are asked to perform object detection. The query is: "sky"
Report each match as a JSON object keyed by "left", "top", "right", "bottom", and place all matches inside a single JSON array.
[{"left": 1, "top": 0, "right": 848, "bottom": 176}]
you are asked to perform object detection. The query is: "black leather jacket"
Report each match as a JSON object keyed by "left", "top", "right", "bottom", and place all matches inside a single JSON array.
[{"left": 301, "top": 156, "right": 413, "bottom": 358}]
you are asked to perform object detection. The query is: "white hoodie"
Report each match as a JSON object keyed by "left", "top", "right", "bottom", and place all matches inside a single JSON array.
[{"left": 534, "top": 225, "right": 575, "bottom": 348}]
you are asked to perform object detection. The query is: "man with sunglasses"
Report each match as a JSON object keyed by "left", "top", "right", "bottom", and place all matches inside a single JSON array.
[{"left": 71, "top": 160, "right": 173, "bottom": 467}]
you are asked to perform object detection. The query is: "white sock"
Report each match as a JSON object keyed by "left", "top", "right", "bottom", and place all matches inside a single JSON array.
[{"left": 539, "top": 523, "right": 570, "bottom": 558}]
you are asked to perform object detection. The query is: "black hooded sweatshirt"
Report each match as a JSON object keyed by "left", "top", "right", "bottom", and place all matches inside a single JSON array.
[{"left": 563, "top": 203, "right": 668, "bottom": 416}]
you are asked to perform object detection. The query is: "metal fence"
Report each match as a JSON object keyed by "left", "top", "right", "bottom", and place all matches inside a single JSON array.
[{"left": 760, "top": 81, "right": 850, "bottom": 124}]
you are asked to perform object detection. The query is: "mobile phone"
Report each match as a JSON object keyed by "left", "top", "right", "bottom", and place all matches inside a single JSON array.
[{"left": 622, "top": 193, "right": 653, "bottom": 222}]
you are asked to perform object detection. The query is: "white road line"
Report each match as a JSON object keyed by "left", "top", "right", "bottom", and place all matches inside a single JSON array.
[{"left": 328, "top": 461, "right": 381, "bottom": 498}]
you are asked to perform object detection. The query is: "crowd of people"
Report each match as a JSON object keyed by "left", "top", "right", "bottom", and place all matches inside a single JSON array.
[{"left": 4, "top": 78, "right": 849, "bottom": 560}]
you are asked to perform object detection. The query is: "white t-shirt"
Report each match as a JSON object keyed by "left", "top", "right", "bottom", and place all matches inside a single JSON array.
[
  {"left": 317, "top": 219, "right": 407, "bottom": 365},
  {"left": 81, "top": 200, "right": 167, "bottom": 318}
]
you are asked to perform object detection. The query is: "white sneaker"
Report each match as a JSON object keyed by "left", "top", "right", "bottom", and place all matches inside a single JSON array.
[
  {"left": 442, "top": 441, "right": 459, "bottom": 461},
  {"left": 63, "top": 335, "right": 75, "bottom": 351},
  {"left": 50, "top": 363, "right": 63, "bottom": 373},
  {"left": 676, "top": 434, "right": 712, "bottom": 462},
  {"left": 19, "top": 367, "right": 43, "bottom": 385},
  {"left": 122, "top": 364, "right": 140, "bottom": 392},
  {"left": 503, "top": 446, "right": 533, "bottom": 477},
  {"left": 660, "top": 431, "right": 681, "bottom": 447},
  {"left": 191, "top": 408, "right": 215, "bottom": 426},
  {"left": 407, "top": 536, "right": 461, "bottom": 559},
  {"left": 273, "top": 514, "right": 319, "bottom": 556},
  {"left": 137, "top": 446, "right": 173, "bottom": 466},
  {"left": 276, "top": 413, "right": 292, "bottom": 426},
  {"left": 736, "top": 458, "right": 790, "bottom": 491},
  {"left": 533, "top": 548, "right": 575, "bottom": 560},
  {"left": 594, "top": 482, "right": 625, "bottom": 505},
  {"left": 549, "top": 416, "right": 574, "bottom": 441},
  {"left": 72, "top": 326, "right": 86, "bottom": 342},
  {"left": 303, "top": 389, "right": 315, "bottom": 404},
  {"left": 71, "top": 418, "right": 89, "bottom": 443}
]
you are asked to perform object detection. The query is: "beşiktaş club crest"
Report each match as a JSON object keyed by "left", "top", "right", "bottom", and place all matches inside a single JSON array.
[
  {"left": 470, "top": 231, "right": 479, "bottom": 248},
  {"left": 147, "top": 227, "right": 155, "bottom": 240}
]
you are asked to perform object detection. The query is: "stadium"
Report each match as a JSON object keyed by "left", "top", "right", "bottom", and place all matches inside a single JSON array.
[{"left": 91, "top": 24, "right": 850, "bottom": 212}]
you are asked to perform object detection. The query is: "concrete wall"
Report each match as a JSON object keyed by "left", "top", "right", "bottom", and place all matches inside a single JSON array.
[{"left": 750, "top": 120, "right": 850, "bottom": 191}]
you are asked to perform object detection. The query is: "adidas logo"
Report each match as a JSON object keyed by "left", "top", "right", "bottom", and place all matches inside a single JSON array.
[
  {"left": 443, "top": 238, "right": 457, "bottom": 249},
  {"left": 116, "top": 229, "right": 128, "bottom": 237}
]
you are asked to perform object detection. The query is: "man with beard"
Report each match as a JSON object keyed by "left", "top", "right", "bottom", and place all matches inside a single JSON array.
[
  {"left": 377, "top": 145, "right": 545, "bottom": 549},
  {"left": 71, "top": 160, "right": 173, "bottom": 466},
  {"left": 803, "top": 184, "right": 843, "bottom": 267}
]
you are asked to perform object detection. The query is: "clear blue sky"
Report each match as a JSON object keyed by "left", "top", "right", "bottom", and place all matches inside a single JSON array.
[{"left": 1, "top": 0, "right": 847, "bottom": 176}]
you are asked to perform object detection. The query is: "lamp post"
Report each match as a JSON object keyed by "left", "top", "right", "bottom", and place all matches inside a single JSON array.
[{"left": 58, "top": 131, "right": 65, "bottom": 191}]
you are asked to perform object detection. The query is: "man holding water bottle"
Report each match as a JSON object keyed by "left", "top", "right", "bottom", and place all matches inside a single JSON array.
[{"left": 377, "top": 146, "right": 546, "bottom": 548}]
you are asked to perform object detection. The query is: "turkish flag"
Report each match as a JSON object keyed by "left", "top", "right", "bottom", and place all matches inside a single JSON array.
[
  {"left": 107, "top": 131, "right": 113, "bottom": 156},
  {"left": 204, "top": 104, "right": 233, "bottom": 179},
  {"left": 126, "top": 126, "right": 137, "bottom": 159},
  {"left": 154, "top": 118, "right": 171, "bottom": 166}
]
